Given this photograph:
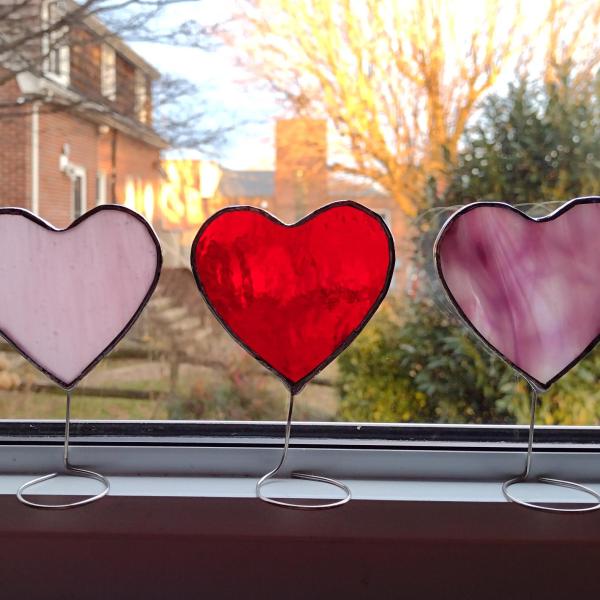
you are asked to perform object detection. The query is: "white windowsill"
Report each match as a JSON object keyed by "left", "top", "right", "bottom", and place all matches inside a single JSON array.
[
  {"left": 42, "top": 70, "right": 70, "bottom": 88},
  {"left": 1, "top": 440, "right": 599, "bottom": 505},
  {"left": 2, "top": 436, "right": 600, "bottom": 597},
  {"left": 3, "top": 472, "right": 600, "bottom": 503}
]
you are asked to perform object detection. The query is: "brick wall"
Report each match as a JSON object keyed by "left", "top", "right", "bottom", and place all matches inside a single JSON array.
[
  {"left": 0, "top": 4, "right": 163, "bottom": 225},
  {"left": 0, "top": 71, "right": 30, "bottom": 208},
  {"left": 70, "top": 27, "right": 102, "bottom": 102},
  {"left": 115, "top": 54, "right": 136, "bottom": 120},
  {"left": 142, "top": 76, "right": 153, "bottom": 127},
  {"left": 38, "top": 108, "right": 99, "bottom": 226},
  {"left": 69, "top": 29, "right": 151, "bottom": 128},
  {"left": 37, "top": 108, "right": 161, "bottom": 228},
  {"left": 98, "top": 128, "right": 161, "bottom": 208},
  {"left": 114, "top": 131, "right": 160, "bottom": 195}
]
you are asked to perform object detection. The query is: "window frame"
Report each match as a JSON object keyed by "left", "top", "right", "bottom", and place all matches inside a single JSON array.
[
  {"left": 2, "top": 419, "right": 600, "bottom": 480},
  {"left": 40, "top": 0, "right": 70, "bottom": 86},
  {"left": 134, "top": 69, "right": 148, "bottom": 124},
  {"left": 70, "top": 164, "right": 87, "bottom": 220}
]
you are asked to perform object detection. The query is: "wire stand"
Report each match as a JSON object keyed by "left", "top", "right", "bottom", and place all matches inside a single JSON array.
[
  {"left": 17, "top": 391, "right": 110, "bottom": 509},
  {"left": 256, "top": 391, "right": 351, "bottom": 510},
  {"left": 502, "top": 385, "right": 600, "bottom": 513}
]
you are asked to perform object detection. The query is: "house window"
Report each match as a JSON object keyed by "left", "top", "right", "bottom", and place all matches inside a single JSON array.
[
  {"left": 101, "top": 45, "right": 117, "bottom": 101},
  {"left": 40, "top": 0, "right": 70, "bottom": 85},
  {"left": 71, "top": 166, "right": 87, "bottom": 219},
  {"left": 134, "top": 69, "right": 148, "bottom": 124}
]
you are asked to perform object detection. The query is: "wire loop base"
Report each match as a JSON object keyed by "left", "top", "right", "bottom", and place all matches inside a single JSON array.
[
  {"left": 257, "top": 470, "right": 351, "bottom": 510},
  {"left": 17, "top": 467, "right": 110, "bottom": 510},
  {"left": 503, "top": 384, "right": 600, "bottom": 513},
  {"left": 502, "top": 475, "right": 600, "bottom": 513},
  {"left": 256, "top": 392, "right": 351, "bottom": 510},
  {"left": 16, "top": 391, "right": 110, "bottom": 510}
]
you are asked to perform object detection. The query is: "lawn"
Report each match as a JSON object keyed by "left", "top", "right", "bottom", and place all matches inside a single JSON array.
[{"left": 0, "top": 390, "right": 167, "bottom": 420}]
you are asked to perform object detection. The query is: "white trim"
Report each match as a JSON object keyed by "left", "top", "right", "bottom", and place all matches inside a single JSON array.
[
  {"left": 0, "top": 436, "right": 599, "bottom": 480},
  {"left": 30, "top": 102, "right": 40, "bottom": 215},
  {"left": 100, "top": 44, "right": 117, "bottom": 101},
  {"left": 1, "top": 473, "right": 599, "bottom": 506},
  {"left": 0, "top": 442, "right": 599, "bottom": 509},
  {"left": 134, "top": 69, "right": 148, "bottom": 124},
  {"left": 70, "top": 164, "right": 87, "bottom": 219},
  {"left": 96, "top": 171, "right": 108, "bottom": 205},
  {"left": 40, "top": 0, "right": 70, "bottom": 87}
]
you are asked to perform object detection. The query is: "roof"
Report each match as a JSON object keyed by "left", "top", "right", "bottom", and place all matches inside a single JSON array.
[
  {"left": 217, "top": 169, "right": 389, "bottom": 202},
  {"left": 66, "top": 0, "right": 161, "bottom": 79},
  {"left": 219, "top": 169, "right": 274, "bottom": 199},
  {"left": 15, "top": 72, "right": 169, "bottom": 149},
  {"left": 327, "top": 175, "right": 388, "bottom": 200}
]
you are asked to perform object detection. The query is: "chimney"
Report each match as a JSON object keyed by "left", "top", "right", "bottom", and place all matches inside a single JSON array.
[{"left": 274, "top": 119, "right": 327, "bottom": 222}]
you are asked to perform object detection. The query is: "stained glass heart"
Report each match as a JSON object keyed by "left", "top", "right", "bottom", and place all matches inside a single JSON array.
[
  {"left": 435, "top": 197, "right": 600, "bottom": 391},
  {"left": 191, "top": 201, "right": 395, "bottom": 394},
  {"left": 0, "top": 206, "right": 161, "bottom": 389}
]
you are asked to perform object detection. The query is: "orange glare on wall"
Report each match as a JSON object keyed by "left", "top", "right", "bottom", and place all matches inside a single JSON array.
[
  {"left": 121, "top": 161, "right": 221, "bottom": 231},
  {"left": 157, "top": 160, "right": 222, "bottom": 230},
  {"left": 124, "top": 177, "right": 155, "bottom": 223}
]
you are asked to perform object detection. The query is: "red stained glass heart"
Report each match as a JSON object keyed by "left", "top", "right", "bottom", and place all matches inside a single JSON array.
[{"left": 191, "top": 201, "right": 395, "bottom": 394}]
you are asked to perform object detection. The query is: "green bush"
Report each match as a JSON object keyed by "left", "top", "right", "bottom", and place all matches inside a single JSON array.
[
  {"left": 337, "top": 298, "right": 524, "bottom": 424},
  {"left": 446, "top": 72, "right": 600, "bottom": 205},
  {"left": 338, "top": 297, "right": 600, "bottom": 425},
  {"left": 338, "top": 72, "right": 600, "bottom": 425},
  {"left": 167, "top": 355, "right": 285, "bottom": 420}
]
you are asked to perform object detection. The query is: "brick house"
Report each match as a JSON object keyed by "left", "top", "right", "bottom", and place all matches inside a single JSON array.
[{"left": 0, "top": 0, "right": 168, "bottom": 228}]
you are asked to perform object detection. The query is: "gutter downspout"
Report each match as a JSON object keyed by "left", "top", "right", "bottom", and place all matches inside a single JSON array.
[
  {"left": 110, "top": 128, "right": 118, "bottom": 203},
  {"left": 31, "top": 101, "right": 40, "bottom": 214}
]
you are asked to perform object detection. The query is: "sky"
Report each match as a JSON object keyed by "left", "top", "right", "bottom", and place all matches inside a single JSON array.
[
  {"left": 126, "top": 0, "right": 594, "bottom": 172},
  {"left": 129, "top": 0, "right": 280, "bottom": 170}
]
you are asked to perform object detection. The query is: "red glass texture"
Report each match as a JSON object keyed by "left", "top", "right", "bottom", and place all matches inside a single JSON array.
[{"left": 193, "top": 204, "right": 394, "bottom": 393}]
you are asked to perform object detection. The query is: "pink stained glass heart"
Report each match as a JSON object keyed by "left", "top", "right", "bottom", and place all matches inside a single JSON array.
[
  {"left": 0, "top": 206, "right": 161, "bottom": 389},
  {"left": 434, "top": 197, "right": 600, "bottom": 391}
]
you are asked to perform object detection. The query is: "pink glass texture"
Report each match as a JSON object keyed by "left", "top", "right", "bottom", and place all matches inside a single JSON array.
[
  {"left": 0, "top": 208, "right": 159, "bottom": 388},
  {"left": 193, "top": 203, "right": 394, "bottom": 393},
  {"left": 437, "top": 200, "right": 600, "bottom": 389}
]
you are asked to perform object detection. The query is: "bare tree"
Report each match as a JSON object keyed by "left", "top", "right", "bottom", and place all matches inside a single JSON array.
[
  {"left": 232, "top": 0, "right": 600, "bottom": 216},
  {"left": 153, "top": 74, "right": 233, "bottom": 153},
  {"left": 543, "top": 0, "right": 600, "bottom": 90}
]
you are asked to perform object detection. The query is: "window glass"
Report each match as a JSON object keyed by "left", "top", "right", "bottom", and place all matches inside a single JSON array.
[
  {"left": 101, "top": 45, "right": 117, "bottom": 101},
  {"left": 0, "top": 0, "right": 598, "bottom": 427}
]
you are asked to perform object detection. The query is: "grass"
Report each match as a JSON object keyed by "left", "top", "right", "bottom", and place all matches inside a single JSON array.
[
  {"left": 0, "top": 390, "right": 168, "bottom": 420},
  {"left": 0, "top": 354, "right": 341, "bottom": 421}
]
